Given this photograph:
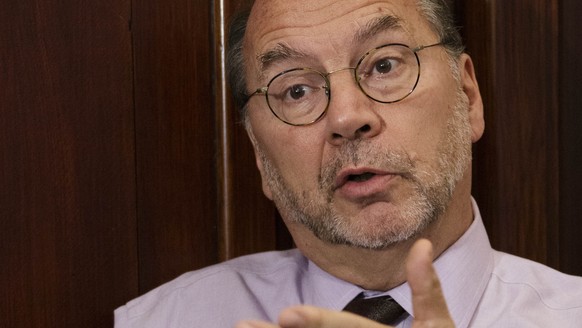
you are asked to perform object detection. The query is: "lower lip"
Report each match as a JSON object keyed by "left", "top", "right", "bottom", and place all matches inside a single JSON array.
[{"left": 336, "top": 174, "right": 397, "bottom": 200}]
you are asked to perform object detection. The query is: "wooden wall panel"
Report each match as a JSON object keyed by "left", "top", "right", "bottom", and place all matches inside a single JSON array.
[
  {"left": 132, "top": 0, "right": 219, "bottom": 293},
  {"left": 0, "top": 0, "right": 137, "bottom": 326},
  {"left": 559, "top": 0, "right": 582, "bottom": 275},
  {"left": 459, "top": 0, "right": 565, "bottom": 270}
]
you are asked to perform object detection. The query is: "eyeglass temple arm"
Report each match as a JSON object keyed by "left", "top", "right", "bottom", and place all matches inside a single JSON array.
[
  {"left": 413, "top": 42, "right": 443, "bottom": 52},
  {"left": 242, "top": 86, "right": 268, "bottom": 107}
]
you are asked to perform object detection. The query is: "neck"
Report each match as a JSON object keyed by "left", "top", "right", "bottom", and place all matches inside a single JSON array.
[{"left": 287, "top": 180, "right": 474, "bottom": 291}]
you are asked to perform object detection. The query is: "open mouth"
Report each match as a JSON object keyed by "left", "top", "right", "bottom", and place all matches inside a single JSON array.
[{"left": 347, "top": 172, "right": 376, "bottom": 182}]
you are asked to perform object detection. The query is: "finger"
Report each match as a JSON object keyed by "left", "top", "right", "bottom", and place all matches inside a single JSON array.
[
  {"left": 406, "top": 239, "right": 454, "bottom": 327},
  {"left": 277, "top": 305, "right": 390, "bottom": 328}
]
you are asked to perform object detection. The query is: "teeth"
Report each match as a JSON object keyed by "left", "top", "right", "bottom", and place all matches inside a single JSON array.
[{"left": 349, "top": 172, "right": 375, "bottom": 182}]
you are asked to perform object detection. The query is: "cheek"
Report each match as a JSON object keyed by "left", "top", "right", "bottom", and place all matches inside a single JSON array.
[
  {"left": 255, "top": 124, "right": 325, "bottom": 185},
  {"left": 408, "top": 70, "right": 461, "bottom": 145},
  {"left": 383, "top": 97, "right": 454, "bottom": 162}
]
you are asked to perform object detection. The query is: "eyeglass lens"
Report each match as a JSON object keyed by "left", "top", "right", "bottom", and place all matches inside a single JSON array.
[{"left": 265, "top": 44, "right": 420, "bottom": 126}]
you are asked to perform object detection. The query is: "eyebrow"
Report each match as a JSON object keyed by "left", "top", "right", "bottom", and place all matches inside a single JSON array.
[
  {"left": 256, "top": 15, "right": 404, "bottom": 75},
  {"left": 353, "top": 15, "right": 403, "bottom": 44},
  {"left": 257, "top": 43, "right": 310, "bottom": 74}
]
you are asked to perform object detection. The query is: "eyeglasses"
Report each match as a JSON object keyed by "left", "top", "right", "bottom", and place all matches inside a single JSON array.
[{"left": 245, "top": 42, "right": 443, "bottom": 126}]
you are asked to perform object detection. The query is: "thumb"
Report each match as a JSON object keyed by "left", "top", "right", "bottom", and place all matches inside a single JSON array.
[{"left": 406, "top": 239, "right": 454, "bottom": 327}]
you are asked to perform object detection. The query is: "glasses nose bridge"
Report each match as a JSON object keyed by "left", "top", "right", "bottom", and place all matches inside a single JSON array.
[
  {"left": 325, "top": 66, "right": 356, "bottom": 80},
  {"left": 323, "top": 66, "right": 359, "bottom": 91}
]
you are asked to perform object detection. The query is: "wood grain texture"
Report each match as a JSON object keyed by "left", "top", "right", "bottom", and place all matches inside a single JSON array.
[
  {"left": 459, "top": 0, "right": 561, "bottom": 268},
  {"left": 558, "top": 0, "right": 582, "bottom": 275},
  {"left": 132, "top": 0, "right": 219, "bottom": 294},
  {"left": 0, "top": 0, "right": 137, "bottom": 326}
]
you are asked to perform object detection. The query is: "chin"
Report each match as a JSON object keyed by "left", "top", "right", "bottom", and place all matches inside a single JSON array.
[{"left": 306, "top": 202, "right": 435, "bottom": 250}]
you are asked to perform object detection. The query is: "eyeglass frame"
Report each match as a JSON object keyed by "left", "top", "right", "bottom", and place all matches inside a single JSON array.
[{"left": 244, "top": 42, "right": 443, "bottom": 126}]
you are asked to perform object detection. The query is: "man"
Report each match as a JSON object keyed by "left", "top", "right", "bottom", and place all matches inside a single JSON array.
[{"left": 115, "top": 0, "right": 582, "bottom": 327}]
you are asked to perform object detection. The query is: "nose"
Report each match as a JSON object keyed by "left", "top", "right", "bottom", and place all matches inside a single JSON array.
[{"left": 324, "top": 70, "right": 383, "bottom": 146}]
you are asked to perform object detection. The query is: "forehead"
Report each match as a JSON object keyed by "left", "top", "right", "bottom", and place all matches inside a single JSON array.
[{"left": 245, "top": 0, "right": 434, "bottom": 59}]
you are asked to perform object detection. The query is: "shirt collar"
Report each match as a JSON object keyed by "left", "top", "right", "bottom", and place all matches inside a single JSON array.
[
  {"left": 302, "top": 198, "right": 494, "bottom": 327},
  {"left": 389, "top": 198, "right": 494, "bottom": 327},
  {"left": 302, "top": 255, "right": 363, "bottom": 309}
]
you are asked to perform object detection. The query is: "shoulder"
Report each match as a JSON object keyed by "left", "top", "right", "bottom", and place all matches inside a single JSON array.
[
  {"left": 114, "top": 249, "right": 306, "bottom": 328},
  {"left": 491, "top": 250, "right": 582, "bottom": 307},
  {"left": 472, "top": 250, "right": 582, "bottom": 326}
]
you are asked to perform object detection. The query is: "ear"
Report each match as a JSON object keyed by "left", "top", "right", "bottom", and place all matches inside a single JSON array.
[
  {"left": 459, "top": 54, "right": 485, "bottom": 143},
  {"left": 245, "top": 122, "right": 274, "bottom": 200}
]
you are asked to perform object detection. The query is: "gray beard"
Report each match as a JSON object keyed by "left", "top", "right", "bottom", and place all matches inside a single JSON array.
[{"left": 255, "top": 90, "right": 472, "bottom": 249}]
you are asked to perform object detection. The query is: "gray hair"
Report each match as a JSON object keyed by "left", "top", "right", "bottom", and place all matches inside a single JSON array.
[
  {"left": 417, "top": 0, "right": 464, "bottom": 58},
  {"left": 226, "top": 10, "right": 251, "bottom": 113},
  {"left": 226, "top": 0, "right": 464, "bottom": 118}
]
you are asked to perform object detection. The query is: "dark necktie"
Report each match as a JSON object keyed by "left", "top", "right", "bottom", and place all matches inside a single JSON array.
[{"left": 343, "top": 293, "right": 407, "bottom": 325}]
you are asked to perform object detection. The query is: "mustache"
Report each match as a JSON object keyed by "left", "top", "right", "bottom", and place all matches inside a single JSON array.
[{"left": 318, "top": 140, "right": 416, "bottom": 191}]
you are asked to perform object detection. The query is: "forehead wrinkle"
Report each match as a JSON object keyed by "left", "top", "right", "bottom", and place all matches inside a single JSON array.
[
  {"left": 258, "top": 14, "right": 405, "bottom": 72},
  {"left": 353, "top": 14, "right": 404, "bottom": 44},
  {"left": 250, "top": 9, "right": 409, "bottom": 83}
]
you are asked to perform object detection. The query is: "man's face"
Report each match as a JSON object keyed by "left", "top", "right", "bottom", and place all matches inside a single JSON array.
[{"left": 243, "top": 0, "right": 482, "bottom": 249}]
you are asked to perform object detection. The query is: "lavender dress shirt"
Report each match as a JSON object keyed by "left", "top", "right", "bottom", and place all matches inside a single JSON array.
[{"left": 115, "top": 200, "right": 582, "bottom": 327}]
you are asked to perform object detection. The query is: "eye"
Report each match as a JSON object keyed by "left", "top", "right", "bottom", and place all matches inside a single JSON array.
[
  {"left": 267, "top": 69, "right": 326, "bottom": 107},
  {"left": 288, "top": 84, "right": 308, "bottom": 100},
  {"left": 373, "top": 58, "right": 394, "bottom": 74},
  {"left": 281, "top": 83, "right": 322, "bottom": 103},
  {"left": 358, "top": 57, "right": 401, "bottom": 81},
  {"left": 357, "top": 45, "right": 410, "bottom": 82}
]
